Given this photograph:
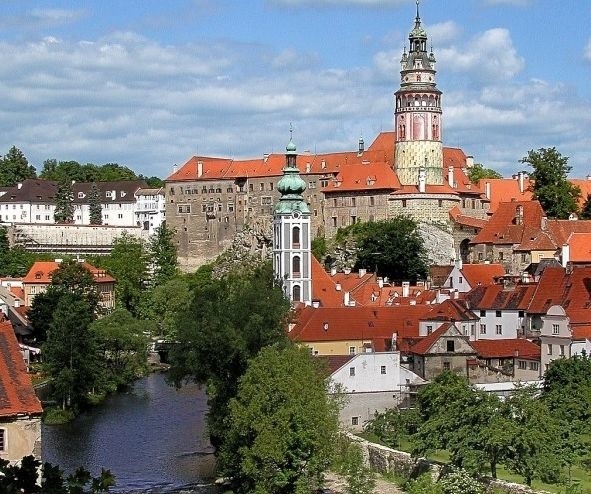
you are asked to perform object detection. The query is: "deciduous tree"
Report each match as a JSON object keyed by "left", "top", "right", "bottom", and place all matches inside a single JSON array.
[
  {"left": 220, "top": 345, "right": 340, "bottom": 493},
  {"left": 0, "top": 146, "right": 36, "bottom": 186},
  {"left": 467, "top": 163, "right": 502, "bottom": 184},
  {"left": 168, "top": 261, "right": 291, "bottom": 449},
  {"left": 521, "top": 147, "right": 581, "bottom": 219}
]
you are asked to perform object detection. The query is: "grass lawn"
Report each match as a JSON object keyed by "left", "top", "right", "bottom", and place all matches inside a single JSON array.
[{"left": 357, "top": 433, "right": 591, "bottom": 493}]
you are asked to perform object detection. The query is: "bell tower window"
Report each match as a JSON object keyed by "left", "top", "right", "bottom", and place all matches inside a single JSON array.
[
  {"left": 292, "top": 285, "right": 301, "bottom": 302},
  {"left": 292, "top": 256, "right": 301, "bottom": 277},
  {"left": 292, "top": 226, "right": 300, "bottom": 248}
]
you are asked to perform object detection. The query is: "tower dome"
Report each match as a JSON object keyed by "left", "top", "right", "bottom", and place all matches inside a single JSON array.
[{"left": 275, "top": 130, "right": 310, "bottom": 214}]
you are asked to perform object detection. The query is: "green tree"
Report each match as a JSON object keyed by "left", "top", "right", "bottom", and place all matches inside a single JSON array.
[
  {"left": 96, "top": 163, "right": 137, "bottom": 181},
  {"left": 54, "top": 178, "right": 75, "bottom": 223},
  {"left": 168, "top": 261, "right": 291, "bottom": 449},
  {"left": 0, "top": 146, "right": 36, "bottom": 186},
  {"left": 521, "top": 147, "right": 581, "bottom": 219},
  {"left": 341, "top": 442, "right": 376, "bottom": 494},
  {"left": 311, "top": 235, "right": 327, "bottom": 261},
  {"left": 503, "top": 385, "right": 562, "bottom": 486},
  {"left": 148, "top": 223, "right": 178, "bottom": 287},
  {"left": 467, "top": 163, "right": 502, "bottom": 184},
  {"left": 43, "top": 293, "right": 102, "bottom": 411},
  {"left": 220, "top": 345, "right": 340, "bottom": 494},
  {"left": 0, "top": 455, "right": 115, "bottom": 493},
  {"left": 335, "top": 217, "right": 429, "bottom": 283},
  {"left": 580, "top": 194, "right": 591, "bottom": 219},
  {"left": 104, "top": 233, "right": 148, "bottom": 314},
  {"left": 413, "top": 372, "right": 512, "bottom": 478},
  {"left": 138, "top": 175, "right": 164, "bottom": 187},
  {"left": 90, "top": 309, "right": 151, "bottom": 390},
  {"left": 140, "top": 277, "right": 191, "bottom": 339},
  {"left": 88, "top": 182, "right": 103, "bottom": 225}
]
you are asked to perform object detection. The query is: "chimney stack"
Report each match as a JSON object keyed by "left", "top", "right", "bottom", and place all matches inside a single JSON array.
[
  {"left": 197, "top": 161, "right": 203, "bottom": 178},
  {"left": 448, "top": 166, "right": 454, "bottom": 188}
]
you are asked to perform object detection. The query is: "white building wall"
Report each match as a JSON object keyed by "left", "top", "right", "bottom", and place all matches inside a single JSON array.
[
  {"left": 331, "top": 352, "right": 402, "bottom": 393},
  {"left": 1, "top": 203, "right": 55, "bottom": 224},
  {"left": 476, "top": 309, "right": 521, "bottom": 340}
]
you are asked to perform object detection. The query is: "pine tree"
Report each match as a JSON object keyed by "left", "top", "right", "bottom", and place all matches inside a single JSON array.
[
  {"left": 88, "top": 182, "right": 103, "bottom": 225},
  {"left": 0, "top": 146, "right": 36, "bottom": 186},
  {"left": 54, "top": 179, "right": 74, "bottom": 223},
  {"left": 149, "top": 223, "right": 178, "bottom": 286}
]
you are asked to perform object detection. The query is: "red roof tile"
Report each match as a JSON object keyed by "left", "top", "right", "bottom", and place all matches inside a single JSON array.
[
  {"left": 466, "top": 283, "right": 537, "bottom": 311},
  {"left": 0, "top": 319, "right": 42, "bottom": 417},
  {"left": 422, "top": 299, "right": 479, "bottom": 322},
  {"left": 471, "top": 339, "right": 540, "bottom": 360},
  {"left": 23, "top": 261, "right": 115, "bottom": 284},
  {"left": 409, "top": 322, "right": 454, "bottom": 355},
  {"left": 528, "top": 266, "right": 591, "bottom": 315},
  {"left": 449, "top": 206, "right": 488, "bottom": 229},
  {"left": 547, "top": 220, "right": 591, "bottom": 246},
  {"left": 565, "top": 233, "right": 591, "bottom": 263},
  {"left": 322, "top": 162, "right": 400, "bottom": 193},
  {"left": 460, "top": 264, "right": 505, "bottom": 288},
  {"left": 478, "top": 178, "right": 533, "bottom": 212}
]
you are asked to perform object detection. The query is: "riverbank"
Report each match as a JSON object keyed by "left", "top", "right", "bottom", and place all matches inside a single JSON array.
[{"left": 42, "top": 373, "right": 217, "bottom": 493}]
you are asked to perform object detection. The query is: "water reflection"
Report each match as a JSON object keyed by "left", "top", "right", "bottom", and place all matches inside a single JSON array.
[{"left": 42, "top": 373, "right": 219, "bottom": 493}]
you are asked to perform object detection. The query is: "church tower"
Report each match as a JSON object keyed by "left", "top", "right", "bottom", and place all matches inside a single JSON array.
[
  {"left": 273, "top": 129, "right": 312, "bottom": 305},
  {"left": 394, "top": 0, "right": 443, "bottom": 186}
]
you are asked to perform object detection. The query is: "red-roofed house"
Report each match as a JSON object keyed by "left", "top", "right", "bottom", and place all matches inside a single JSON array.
[
  {"left": 440, "top": 261, "right": 505, "bottom": 295},
  {"left": 469, "top": 200, "right": 558, "bottom": 274},
  {"left": 406, "top": 322, "right": 476, "bottom": 380},
  {"left": 560, "top": 232, "right": 591, "bottom": 267},
  {"left": 0, "top": 319, "right": 42, "bottom": 463},
  {"left": 469, "top": 339, "right": 541, "bottom": 382},
  {"left": 23, "top": 260, "right": 115, "bottom": 309},
  {"left": 419, "top": 299, "right": 479, "bottom": 339}
]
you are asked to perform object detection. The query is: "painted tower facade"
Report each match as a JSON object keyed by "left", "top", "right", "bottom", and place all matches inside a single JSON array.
[
  {"left": 273, "top": 132, "right": 312, "bottom": 305},
  {"left": 394, "top": 1, "right": 443, "bottom": 186}
]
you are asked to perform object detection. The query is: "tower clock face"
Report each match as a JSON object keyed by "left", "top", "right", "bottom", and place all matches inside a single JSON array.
[{"left": 292, "top": 211, "right": 301, "bottom": 219}]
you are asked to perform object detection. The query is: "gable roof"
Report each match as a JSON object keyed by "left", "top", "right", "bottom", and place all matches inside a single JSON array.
[
  {"left": 422, "top": 299, "right": 479, "bottom": 322},
  {"left": 461, "top": 263, "right": 505, "bottom": 288},
  {"left": 565, "top": 233, "right": 591, "bottom": 263},
  {"left": 0, "top": 179, "right": 57, "bottom": 204},
  {"left": 471, "top": 338, "right": 540, "bottom": 360},
  {"left": 449, "top": 206, "right": 488, "bottom": 229},
  {"left": 23, "top": 261, "right": 115, "bottom": 284},
  {"left": 409, "top": 322, "right": 464, "bottom": 355},
  {"left": 478, "top": 178, "right": 533, "bottom": 212},
  {"left": 466, "top": 283, "right": 537, "bottom": 311},
  {"left": 528, "top": 266, "right": 591, "bottom": 315},
  {"left": 0, "top": 319, "right": 42, "bottom": 417},
  {"left": 322, "top": 162, "right": 400, "bottom": 193},
  {"left": 73, "top": 180, "right": 148, "bottom": 204}
]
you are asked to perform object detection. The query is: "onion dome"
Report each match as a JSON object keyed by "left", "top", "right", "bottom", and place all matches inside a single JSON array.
[{"left": 275, "top": 129, "right": 310, "bottom": 215}]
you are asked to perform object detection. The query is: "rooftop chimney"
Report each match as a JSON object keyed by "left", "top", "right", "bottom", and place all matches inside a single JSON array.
[
  {"left": 17, "top": 183, "right": 22, "bottom": 190},
  {"left": 402, "top": 281, "right": 410, "bottom": 298},
  {"left": 172, "top": 164, "right": 178, "bottom": 174},
  {"left": 518, "top": 171, "right": 525, "bottom": 194},
  {"left": 330, "top": 267, "right": 337, "bottom": 276},
  {"left": 448, "top": 166, "right": 454, "bottom": 188},
  {"left": 358, "top": 136, "right": 365, "bottom": 156},
  {"left": 344, "top": 291, "right": 350, "bottom": 306},
  {"left": 358, "top": 268, "right": 367, "bottom": 278},
  {"left": 335, "top": 283, "right": 342, "bottom": 291},
  {"left": 485, "top": 182, "right": 491, "bottom": 200},
  {"left": 465, "top": 156, "right": 474, "bottom": 169},
  {"left": 197, "top": 161, "right": 203, "bottom": 178},
  {"left": 561, "top": 243, "right": 570, "bottom": 268}
]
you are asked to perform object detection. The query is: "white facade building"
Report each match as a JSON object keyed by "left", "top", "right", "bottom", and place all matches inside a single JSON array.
[{"left": 134, "top": 187, "right": 166, "bottom": 235}]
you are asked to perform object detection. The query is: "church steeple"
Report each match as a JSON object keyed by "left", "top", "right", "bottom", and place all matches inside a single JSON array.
[
  {"left": 394, "top": 1, "right": 444, "bottom": 187},
  {"left": 273, "top": 127, "right": 312, "bottom": 306}
]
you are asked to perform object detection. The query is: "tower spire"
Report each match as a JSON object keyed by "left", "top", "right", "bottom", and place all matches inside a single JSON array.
[{"left": 416, "top": 0, "right": 421, "bottom": 26}]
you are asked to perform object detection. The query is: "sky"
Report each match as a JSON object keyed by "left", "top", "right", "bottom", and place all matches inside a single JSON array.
[{"left": 0, "top": 0, "right": 589, "bottom": 179}]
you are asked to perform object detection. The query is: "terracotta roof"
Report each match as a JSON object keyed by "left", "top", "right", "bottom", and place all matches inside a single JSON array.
[
  {"left": 570, "top": 179, "right": 591, "bottom": 209},
  {"left": 449, "top": 206, "right": 488, "bottom": 229},
  {"left": 409, "top": 322, "right": 455, "bottom": 355},
  {"left": 528, "top": 266, "right": 591, "bottom": 315},
  {"left": 471, "top": 339, "right": 540, "bottom": 360},
  {"left": 311, "top": 257, "right": 343, "bottom": 307},
  {"left": 23, "top": 261, "right": 115, "bottom": 284},
  {"left": 0, "top": 319, "right": 42, "bottom": 417},
  {"left": 478, "top": 178, "right": 533, "bottom": 212},
  {"left": 322, "top": 162, "right": 400, "bottom": 193},
  {"left": 547, "top": 220, "right": 591, "bottom": 246},
  {"left": 322, "top": 355, "right": 355, "bottom": 374},
  {"left": 471, "top": 200, "right": 547, "bottom": 246},
  {"left": 290, "top": 305, "right": 431, "bottom": 346},
  {"left": 567, "top": 233, "right": 591, "bottom": 262},
  {"left": 9, "top": 286, "right": 25, "bottom": 300},
  {"left": 430, "top": 265, "right": 454, "bottom": 287},
  {"left": 466, "top": 283, "right": 537, "bottom": 311},
  {"left": 571, "top": 325, "right": 591, "bottom": 341},
  {"left": 461, "top": 263, "right": 505, "bottom": 288},
  {"left": 422, "top": 299, "right": 479, "bottom": 322}
]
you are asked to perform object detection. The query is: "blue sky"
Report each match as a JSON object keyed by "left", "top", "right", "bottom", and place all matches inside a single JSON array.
[{"left": 0, "top": 0, "right": 589, "bottom": 178}]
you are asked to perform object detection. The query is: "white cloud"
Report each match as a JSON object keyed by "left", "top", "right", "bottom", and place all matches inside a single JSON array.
[
  {"left": 426, "top": 21, "right": 462, "bottom": 45},
  {"left": 585, "top": 39, "right": 591, "bottom": 62},
  {"left": 29, "top": 8, "right": 84, "bottom": 23},
  {"left": 437, "top": 28, "right": 524, "bottom": 81}
]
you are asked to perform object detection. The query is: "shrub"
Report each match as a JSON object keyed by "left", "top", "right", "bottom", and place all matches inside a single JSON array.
[{"left": 439, "top": 468, "right": 483, "bottom": 494}]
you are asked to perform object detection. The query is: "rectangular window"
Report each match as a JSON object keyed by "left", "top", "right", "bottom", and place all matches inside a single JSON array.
[
  {"left": 518, "top": 311, "right": 525, "bottom": 318},
  {"left": 370, "top": 196, "right": 375, "bottom": 206},
  {"left": 351, "top": 417, "right": 359, "bottom": 426},
  {"left": 458, "top": 277, "right": 463, "bottom": 284},
  {"left": 351, "top": 198, "right": 356, "bottom": 207},
  {"left": 446, "top": 340, "right": 455, "bottom": 352},
  {"left": 480, "top": 310, "right": 486, "bottom": 317},
  {"left": 332, "top": 217, "right": 337, "bottom": 227},
  {"left": 548, "top": 344, "right": 553, "bottom": 355},
  {"left": 499, "top": 252, "right": 504, "bottom": 261},
  {"left": 518, "top": 360, "right": 527, "bottom": 370},
  {"left": 249, "top": 183, "right": 254, "bottom": 192},
  {"left": 426, "top": 325, "right": 433, "bottom": 334},
  {"left": 443, "top": 362, "right": 450, "bottom": 371},
  {"left": 0, "top": 429, "right": 5, "bottom": 452},
  {"left": 402, "top": 199, "right": 407, "bottom": 208},
  {"left": 496, "top": 325, "right": 502, "bottom": 335},
  {"left": 480, "top": 324, "right": 486, "bottom": 334},
  {"left": 349, "top": 346, "right": 356, "bottom": 355},
  {"left": 45, "top": 215, "right": 50, "bottom": 220},
  {"left": 118, "top": 213, "right": 123, "bottom": 219},
  {"left": 380, "top": 366, "right": 386, "bottom": 375},
  {"left": 35, "top": 215, "right": 40, "bottom": 220},
  {"left": 259, "top": 183, "right": 265, "bottom": 191},
  {"left": 349, "top": 367, "right": 356, "bottom": 377},
  {"left": 496, "top": 310, "right": 502, "bottom": 317},
  {"left": 552, "top": 324, "right": 559, "bottom": 335},
  {"left": 529, "top": 361, "right": 539, "bottom": 371},
  {"left": 227, "top": 203, "right": 234, "bottom": 212},
  {"left": 560, "top": 345, "right": 565, "bottom": 356},
  {"left": 261, "top": 196, "right": 273, "bottom": 205}
]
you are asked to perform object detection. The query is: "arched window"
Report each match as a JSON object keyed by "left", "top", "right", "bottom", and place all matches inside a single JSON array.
[
  {"left": 292, "top": 256, "right": 301, "bottom": 276},
  {"left": 292, "top": 226, "right": 300, "bottom": 247},
  {"left": 292, "top": 285, "right": 301, "bottom": 302}
]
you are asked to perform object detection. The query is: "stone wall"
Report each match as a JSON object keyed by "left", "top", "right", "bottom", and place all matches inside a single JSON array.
[{"left": 348, "top": 434, "right": 549, "bottom": 494}]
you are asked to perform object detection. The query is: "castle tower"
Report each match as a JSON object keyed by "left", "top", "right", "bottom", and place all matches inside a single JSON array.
[
  {"left": 273, "top": 129, "right": 312, "bottom": 305},
  {"left": 394, "top": 0, "right": 443, "bottom": 186}
]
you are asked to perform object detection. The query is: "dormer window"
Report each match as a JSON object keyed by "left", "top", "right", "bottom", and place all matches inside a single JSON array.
[
  {"left": 34, "top": 272, "right": 42, "bottom": 280},
  {"left": 121, "top": 191, "right": 126, "bottom": 197},
  {"left": 106, "top": 191, "right": 113, "bottom": 198},
  {"left": 78, "top": 192, "right": 85, "bottom": 198}
]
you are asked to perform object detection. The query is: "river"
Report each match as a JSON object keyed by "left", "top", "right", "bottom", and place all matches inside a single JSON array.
[{"left": 42, "top": 373, "right": 220, "bottom": 493}]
